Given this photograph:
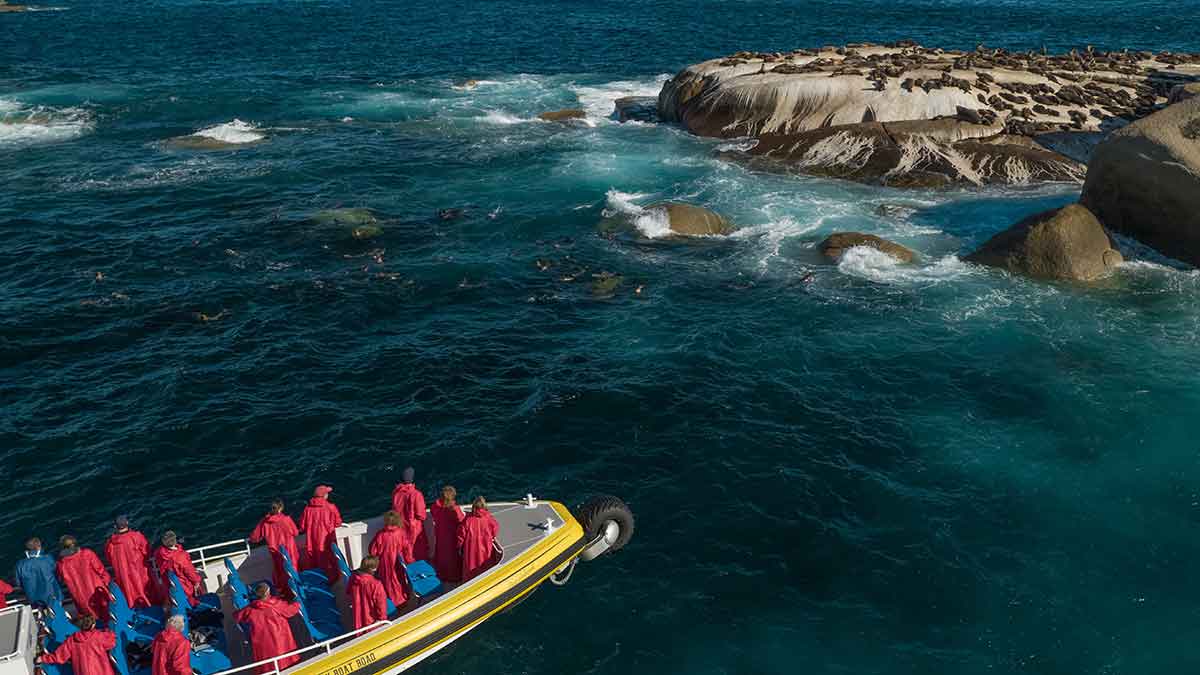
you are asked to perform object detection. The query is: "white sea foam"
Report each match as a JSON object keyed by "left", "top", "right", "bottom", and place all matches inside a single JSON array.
[
  {"left": 837, "top": 246, "right": 970, "bottom": 284},
  {"left": 191, "top": 119, "right": 265, "bottom": 144},
  {"left": 0, "top": 99, "right": 94, "bottom": 148},
  {"left": 480, "top": 110, "right": 539, "bottom": 125},
  {"left": 569, "top": 74, "right": 669, "bottom": 121},
  {"left": 602, "top": 189, "right": 675, "bottom": 238}
]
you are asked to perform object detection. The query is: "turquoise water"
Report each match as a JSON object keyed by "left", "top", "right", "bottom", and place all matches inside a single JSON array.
[{"left": 4, "top": 1, "right": 1200, "bottom": 673}]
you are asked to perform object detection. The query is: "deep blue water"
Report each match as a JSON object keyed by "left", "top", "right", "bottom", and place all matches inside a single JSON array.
[{"left": 4, "top": 1, "right": 1200, "bottom": 673}]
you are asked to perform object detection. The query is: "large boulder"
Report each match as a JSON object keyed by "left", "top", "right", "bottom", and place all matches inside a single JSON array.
[
  {"left": 648, "top": 202, "right": 734, "bottom": 236},
  {"left": 966, "top": 204, "right": 1123, "bottom": 281},
  {"left": 819, "top": 232, "right": 915, "bottom": 263},
  {"left": 308, "top": 208, "right": 383, "bottom": 240},
  {"left": 745, "top": 120, "right": 1083, "bottom": 186},
  {"left": 1081, "top": 97, "right": 1200, "bottom": 266}
]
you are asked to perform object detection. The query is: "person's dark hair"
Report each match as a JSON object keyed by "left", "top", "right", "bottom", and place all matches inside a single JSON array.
[
  {"left": 25, "top": 537, "right": 41, "bottom": 551},
  {"left": 75, "top": 615, "right": 97, "bottom": 631},
  {"left": 359, "top": 556, "right": 380, "bottom": 573},
  {"left": 472, "top": 496, "right": 487, "bottom": 512},
  {"left": 441, "top": 485, "right": 457, "bottom": 507},
  {"left": 59, "top": 535, "right": 78, "bottom": 551},
  {"left": 253, "top": 583, "right": 271, "bottom": 600},
  {"left": 270, "top": 499, "right": 285, "bottom": 514},
  {"left": 383, "top": 510, "right": 401, "bottom": 527},
  {"left": 161, "top": 531, "right": 178, "bottom": 547}
]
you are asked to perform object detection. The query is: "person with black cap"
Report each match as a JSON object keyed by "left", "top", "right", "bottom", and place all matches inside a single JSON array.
[
  {"left": 390, "top": 467, "right": 427, "bottom": 563},
  {"left": 299, "top": 485, "right": 343, "bottom": 585},
  {"left": 105, "top": 516, "right": 155, "bottom": 608}
]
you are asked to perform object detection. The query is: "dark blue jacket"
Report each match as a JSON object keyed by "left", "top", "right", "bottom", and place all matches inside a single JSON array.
[{"left": 14, "top": 552, "right": 60, "bottom": 606}]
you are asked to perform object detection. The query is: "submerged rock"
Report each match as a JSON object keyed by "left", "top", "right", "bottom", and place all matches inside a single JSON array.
[
  {"left": 613, "top": 97, "right": 659, "bottom": 123},
  {"left": 649, "top": 202, "right": 735, "bottom": 236},
  {"left": 966, "top": 204, "right": 1123, "bottom": 281},
  {"left": 538, "top": 109, "right": 587, "bottom": 122},
  {"left": 308, "top": 208, "right": 383, "bottom": 240},
  {"left": 819, "top": 232, "right": 915, "bottom": 263},
  {"left": 591, "top": 272, "right": 624, "bottom": 298},
  {"left": 1081, "top": 96, "right": 1200, "bottom": 267}
]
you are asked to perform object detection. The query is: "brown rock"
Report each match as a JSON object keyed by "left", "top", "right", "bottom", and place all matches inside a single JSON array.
[
  {"left": 1081, "top": 97, "right": 1200, "bottom": 266},
  {"left": 538, "top": 109, "right": 587, "bottom": 122},
  {"left": 647, "top": 202, "right": 735, "bottom": 236},
  {"left": 966, "top": 204, "right": 1123, "bottom": 281},
  {"left": 819, "top": 232, "right": 916, "bottom": 263}
]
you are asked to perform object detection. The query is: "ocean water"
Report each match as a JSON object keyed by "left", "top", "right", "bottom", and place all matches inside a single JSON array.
[{"left": 4, "top": 1, "right": 1200, "bottom": 673}]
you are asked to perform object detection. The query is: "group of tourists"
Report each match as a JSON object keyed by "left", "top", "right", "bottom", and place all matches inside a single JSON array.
[{"left": 0, "top": 468, "right": 501, "bottom": 675}]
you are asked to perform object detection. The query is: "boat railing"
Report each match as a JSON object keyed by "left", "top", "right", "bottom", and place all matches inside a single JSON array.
[
  {"left": 215, "top": 620, "right": 391, "bottom": 675},
  {"left": 187, "top": 537, "right": 251, "bottom": 569},
  {"left": 0, "top": 605, "right": 28, "bottom": 662}
]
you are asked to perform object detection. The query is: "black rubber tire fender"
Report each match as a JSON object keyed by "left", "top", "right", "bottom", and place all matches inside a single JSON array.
[{"left": 573, "top": 495, "right": 635, "bottom": 555}]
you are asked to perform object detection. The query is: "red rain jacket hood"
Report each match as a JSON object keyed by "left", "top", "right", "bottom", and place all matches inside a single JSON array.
[
  {"left": 457, "top": 508, "right": 499, "bottom": 582},
  {"left": 368, "top": 525, "right": 408, "bottom": 608},
  {"left": 151, "top": 625, "right": 191, "bottom": 675},
  {"left": 106, "top": 530, "right": 154, "bottom": 608},
  {"left": 41, "top": 628, "right": 117, "bottom": 675},
  {"left": 234, "top": 597, "right": 301, "bottom": 675},
  {"left": 56, "top": 548, "right": 111, "bottom": 618},
  {"left": 346, "top": 571, "right": 388, "bottom": 630}
]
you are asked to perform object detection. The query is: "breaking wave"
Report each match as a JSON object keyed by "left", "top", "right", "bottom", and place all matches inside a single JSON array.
[
  {"left": 0, "top": 98, "right": 94, "bottom": 148},
  {"left": 191, "top": 119, "right": 265, "bottom": 144},
  {"left": 837, "top": 246, "right": 972, "bottom": 284}
]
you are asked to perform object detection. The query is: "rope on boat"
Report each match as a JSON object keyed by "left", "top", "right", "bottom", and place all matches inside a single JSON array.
[{"left": 548, "top": 557, "right": 578, "bottom": 586}]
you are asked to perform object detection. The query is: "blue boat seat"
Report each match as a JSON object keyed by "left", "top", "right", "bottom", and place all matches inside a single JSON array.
[
  {"left": 165, "top": 571, "right": 221, "bottom": 614},
  {"left": 401, "top": 559, "right": 442, "bottom": 599},
  {"left": 224, "top": 559, "right": 251, "bottom": 610},
  {"left": 107, "top": 583, "right": 160, "bottom": 644},
  {"left": 276, "top": 548, "right": 341, "bottom": 642},
  {"left": 43, "top": 596, "right": 78, "bottom": 647},
  {"left": 330, "top": 542, "right": 354, "bottom": 581},
  {"left": 110, "top": 629, "right": 133, "bottom": 675}
]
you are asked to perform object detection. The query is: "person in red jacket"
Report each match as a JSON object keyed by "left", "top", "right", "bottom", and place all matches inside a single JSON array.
[
  {"left": 345, "top": 556, "right": 388, "bottom": 630},
  {"left": 298, "top": 485, "right": 342, "bottom": 585},
  {"left": 367, "top": 511, "right": 408, "bottom": 608},
  {"left": 390, "top": 468, "right": 427, "bottom": 563},
  {"left": 458, "top": 497, "right": 500, "bottom": 582},
  {"left": 234, "top": 584, "right": 301, "bottom": 675},
  {"left": 39, "top": 614, "right": 116, "bottom": 675},
  {"left": 55, "top": 536, "right": 111, "bottom": 619},
  {"left": 151, "top": 614, "right": 191, "bottom": 675},
  {"left": 105, "top": 516, "right": 155, "bottom": 609},
  {"left": 430, "top": 485, "right": 465, "bottom": 582},
  {"left": 153, "top": 531, "right": 202, "bottom": 607},
  {"left": 0, "top": 577, "right": 12, "bottom": 609},
  {"left": 249, "top": 499, "right": 300, "bottom": 599}
]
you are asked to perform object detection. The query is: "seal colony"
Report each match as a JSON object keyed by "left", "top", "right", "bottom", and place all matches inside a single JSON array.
[{"left": 656, "top": 41, "right": 1200, "bottom": 187}]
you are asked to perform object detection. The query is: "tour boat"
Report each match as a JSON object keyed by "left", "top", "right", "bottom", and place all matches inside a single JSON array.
[{"left": 0, "top": 496, "right": 634, "bottom": 675}]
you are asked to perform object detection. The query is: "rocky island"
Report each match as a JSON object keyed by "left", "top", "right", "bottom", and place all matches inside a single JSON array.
[{"left": 655, "top": 42, "right": 1200, "bottom": 187}]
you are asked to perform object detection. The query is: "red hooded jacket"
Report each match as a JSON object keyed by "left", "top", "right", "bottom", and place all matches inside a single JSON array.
[
  {"left": 153, "top": 546, "right": 201, "bottom": 607},
  {"left": 458, "top": 508, "right": 500, "bottom": 581},
  {"left": 105, "top": 530, "right": 155, "bottom": 608},
  {"left": 234, "top": 597, "right": 301, "bottom": 675},
  {"left": 41, "top": 628, "right": 117, "bottom": 675},
  {"left": 249, "top": 513, "right": 300, "bottom": 596},
  {"left": 390, "top": 484, "right": 427, "bottom": 563},
  {"left": 367, "top": 525, "right": 408, "bottom": 608},
  {"left": 345, "top": 571, "right": 388, "bottom": 630},
  {"left": 56, "top": 548, "right": 111, "bottom": 618},
  {"left": 298, "top": 498, "right": 342, "bottom": 583},
  {"left": 430, "top": 499, "right": 465, "bottom": 582},
  {"left": 0, "top": 578, "right": 12, "bottom": 609},
  {"left": 151, "top": 625, "right": 191, "bottom": 675}
]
